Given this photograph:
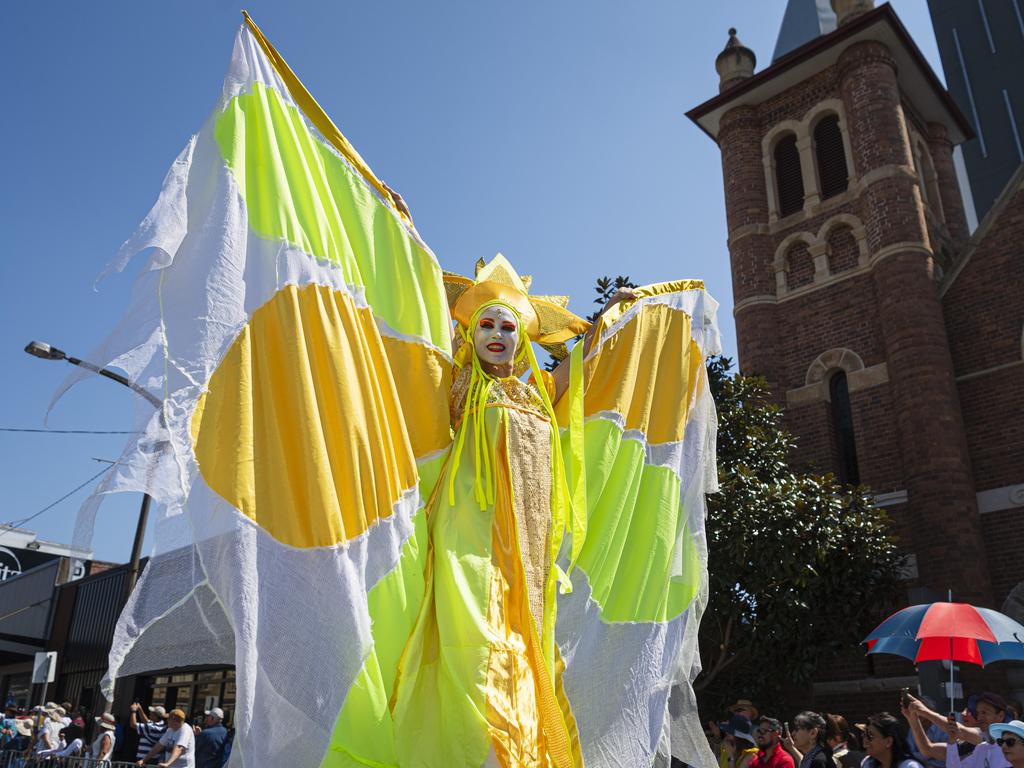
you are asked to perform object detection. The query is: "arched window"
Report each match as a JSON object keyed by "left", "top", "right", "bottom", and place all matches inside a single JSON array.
[
  {"left": 774, "top": 134, "right": 804, "bottom": 218},
  {"left": 829, "top": 372, "right": 860, "bottom": 485},
  {"left": 814, "top": 115, "right": 849, "bottom": 200}
]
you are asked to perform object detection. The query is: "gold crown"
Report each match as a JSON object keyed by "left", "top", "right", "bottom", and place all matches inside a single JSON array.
[{"left": 444, "top": 254, "right": 589, "bottom": 360}]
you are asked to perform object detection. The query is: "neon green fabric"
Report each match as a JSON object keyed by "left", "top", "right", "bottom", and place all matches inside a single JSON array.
[
  {"left": 565, "top": 339, "right": 587, "bottom": 573},
  {"left": 322, "top": 453, "right": 444, "bottom": 767},
  {"left": 324, "top": 372, "right": 575, "bottom": 767},
  {"left": 214, "top": 82, "right": 450, "bottom": 350},
  {"left": 568, "top": 418, "right": 701, "bottom": 623}
]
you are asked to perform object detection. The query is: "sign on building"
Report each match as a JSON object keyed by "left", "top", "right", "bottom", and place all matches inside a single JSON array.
[{"left": 32, "top": 651, "right": 57, "bottom": 684}]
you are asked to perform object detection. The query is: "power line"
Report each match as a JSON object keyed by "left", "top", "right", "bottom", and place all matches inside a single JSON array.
[
  {"left": 0, "top": 427, "right": 137, "bottom": 435},
  {"left": 1, "top": 464, "right": 113, "bottom": 534}
]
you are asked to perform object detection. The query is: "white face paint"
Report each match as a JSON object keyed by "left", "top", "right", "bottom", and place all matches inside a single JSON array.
[{"left": 473, "top": 304, "right": 520, "bottom": 369}]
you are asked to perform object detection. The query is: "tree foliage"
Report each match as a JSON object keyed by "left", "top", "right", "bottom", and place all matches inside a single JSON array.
[{"left": 698, "top": 356, "right": 902, "bottom": 712}]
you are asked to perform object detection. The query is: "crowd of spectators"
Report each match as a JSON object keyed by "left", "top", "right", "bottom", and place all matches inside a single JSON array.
[
  {"left": 0, "top": 699, "right": 232, "bottom": 766},
  {"left": 702, "top": 693, "right": 1024, "bottom": 768}
]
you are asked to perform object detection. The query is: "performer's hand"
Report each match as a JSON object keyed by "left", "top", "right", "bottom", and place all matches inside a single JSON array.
[
  {"left": 381, "top": 181, "right": 413, "bottom": 223},
  {"left": 600, "top": 288, "right": 636, "bottom": 316}
]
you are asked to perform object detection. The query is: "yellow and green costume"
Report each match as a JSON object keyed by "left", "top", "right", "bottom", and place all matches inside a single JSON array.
[{"left": 86, "top": 13, "right": 721, "bottom": 768}]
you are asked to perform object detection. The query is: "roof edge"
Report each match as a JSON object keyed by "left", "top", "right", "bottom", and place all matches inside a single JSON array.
[
  {"left": 686, "top": 3, "right": 973, "bottom": 143},
  {"left": 940, "top": 163, "right": 1024, "bottom": 296}
]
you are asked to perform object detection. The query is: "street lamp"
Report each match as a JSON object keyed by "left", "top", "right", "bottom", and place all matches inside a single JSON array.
[
  {"left": 25, "top": 341, "right": 161, "bottom": 408},
  {"left": 24, "top": 340, "right": 160, "bottom": 599}
]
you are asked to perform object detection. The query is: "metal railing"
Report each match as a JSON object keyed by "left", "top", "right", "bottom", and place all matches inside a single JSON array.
[{"left": 0, "top": 752, "right": 140, "bottom": 768}]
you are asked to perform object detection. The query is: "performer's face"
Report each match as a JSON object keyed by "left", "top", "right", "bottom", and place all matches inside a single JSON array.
[{"left": 474, "top": 305, "right": 519, "bottom": 368}]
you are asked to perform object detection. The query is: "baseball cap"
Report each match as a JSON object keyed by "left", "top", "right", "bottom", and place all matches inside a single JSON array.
[
  {"left": 148, "top": 705, "right": 167, "bottom": 718},
  {"left": 205, "top": 707, "right": 225, "bottom": 720}
]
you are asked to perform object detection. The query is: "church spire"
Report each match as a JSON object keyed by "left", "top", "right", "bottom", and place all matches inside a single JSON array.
[{"left": 771, "top": 0, "right": 836, "bottom": 62}]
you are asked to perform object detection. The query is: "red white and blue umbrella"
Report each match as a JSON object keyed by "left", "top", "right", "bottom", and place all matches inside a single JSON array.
[{"left": 864, "top": 602, "right": 1024, "bottom": 710}]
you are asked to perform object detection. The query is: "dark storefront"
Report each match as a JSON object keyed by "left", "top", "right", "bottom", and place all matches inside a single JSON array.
[
  {"left": 144, "top": 667, "right": 236, "bottom": 725},
  {"left": 0, "top": 551, "right": 234, "bottom": 728}
]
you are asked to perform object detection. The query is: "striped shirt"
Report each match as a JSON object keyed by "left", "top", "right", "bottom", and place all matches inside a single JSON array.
[{"left": 136, "top": 720, "right": 168, "bottom": 761}]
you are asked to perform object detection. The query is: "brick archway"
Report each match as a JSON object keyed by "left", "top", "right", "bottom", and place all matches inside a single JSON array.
[{"left": 805, "top": 347, "right": 866, "bottom": 387}]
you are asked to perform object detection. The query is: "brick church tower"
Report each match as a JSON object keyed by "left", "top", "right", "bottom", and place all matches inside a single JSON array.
[{"left": 688, "top": 1, "right": 994, "bottom": 625}]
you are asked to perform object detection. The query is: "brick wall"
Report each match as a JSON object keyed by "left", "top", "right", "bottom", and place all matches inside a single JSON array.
[
  {"left": 981, "top": 509, "right": 1024, "bottom": 606},
  {"left": 777, "top": 275, "right": 887, "bottom": 391},
  {"left": 943, "top": 177, "right": 1024, "bottom": 493},
  {"left": 721, "top": 36, "right": 992, "bottom": 608},
  {"left": 944, "top": 182, "right": 1024, "bottom": 372},
  {"left": 786, "top": 242, "right": 815, "bottom": 289},
  {"left": 828, "top": 226, "right": 860, "bottom": 273}
]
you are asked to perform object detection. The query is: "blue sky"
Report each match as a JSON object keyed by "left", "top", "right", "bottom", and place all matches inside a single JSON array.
[{"left": 0, "top": 1, "right": 944, "bottom": 562}]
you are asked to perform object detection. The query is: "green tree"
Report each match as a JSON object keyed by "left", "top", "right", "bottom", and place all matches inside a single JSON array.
[{"left": 697, "top": 356, "right": 902, "bottom": 712}]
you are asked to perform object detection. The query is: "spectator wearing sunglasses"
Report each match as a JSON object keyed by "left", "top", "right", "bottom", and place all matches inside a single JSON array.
[
  {"left": 991, "top": 721, "right": 1024, "bottom": 768},
  {"left": 862, "top": 712, "right": 922, "bottom": 768},
  {"left": 750, "top": 717, "right": 795, "bottom": 768}
]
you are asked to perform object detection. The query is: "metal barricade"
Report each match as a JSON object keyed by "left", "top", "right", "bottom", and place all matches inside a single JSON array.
[{"left": 0, "top": 752, "right": 140, "bottom": 768}]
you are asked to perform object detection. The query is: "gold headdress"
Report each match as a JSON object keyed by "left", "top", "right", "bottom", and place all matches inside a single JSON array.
[
  {"left": 444, "top": 253, "right": 590, "bottom": 366},
  {"left": 444, "top": 254, "right": 589, "bottom": 588}
]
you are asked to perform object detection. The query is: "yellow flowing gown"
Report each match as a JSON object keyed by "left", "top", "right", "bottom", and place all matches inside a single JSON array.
[{"left": 388, "top": 367, "right": 579, "bottom": 768}]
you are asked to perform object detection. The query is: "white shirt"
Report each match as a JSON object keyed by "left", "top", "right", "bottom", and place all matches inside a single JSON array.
[
  {"left": 90, "top": 729, "right": 115, "bottom": 760},
  {"left": 159, "top": 725, "right": 196, "bottom": 768},
  {"left": 946, "top": 741, "right": 1012, "bottom": 768},
  {"left": 56, "top": 737, "right": 83, "bottom": 756},
  {"left": 35, "top": 719, "right": 62, "bottom": 752}
]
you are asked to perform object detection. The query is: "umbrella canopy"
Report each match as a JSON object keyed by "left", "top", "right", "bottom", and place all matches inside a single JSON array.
[{"left": 864, "top": 602, "right": 1024, "bottom": 667}]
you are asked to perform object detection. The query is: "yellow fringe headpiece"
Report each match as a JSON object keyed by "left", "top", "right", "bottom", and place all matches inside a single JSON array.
[{"left": 444, "top": 253, "right": 590, "bottom": 367}]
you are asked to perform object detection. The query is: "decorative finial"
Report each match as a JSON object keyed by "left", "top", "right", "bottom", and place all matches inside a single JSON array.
[
  {"left": 831, "top": 0, "right": 875, "bottom": 26},
  {"left": 715, "top": 26, "right": 756, "bottom": 92}
]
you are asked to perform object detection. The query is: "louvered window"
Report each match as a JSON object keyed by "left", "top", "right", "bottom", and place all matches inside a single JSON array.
[
  {"left": 830, "top": 371, "right": 860, "bottom": 485},
  {"left": 774, "top": 134, "right": 804, "bottom": 217},
  {"left": 814, "top": 115, "right": 848, "bottom": 200}
]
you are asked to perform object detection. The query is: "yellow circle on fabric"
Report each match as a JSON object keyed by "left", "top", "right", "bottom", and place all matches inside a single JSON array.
[{"left": 190, "top": 283, "right": 421, "bottom": 548}]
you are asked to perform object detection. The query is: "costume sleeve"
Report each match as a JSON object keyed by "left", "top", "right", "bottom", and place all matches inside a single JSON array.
[
  {"left": 87, "top": 19, "right": 454, "bottom": 768},
  {"left": 552, "top": 280, "right": 721, "bottom": 768}
]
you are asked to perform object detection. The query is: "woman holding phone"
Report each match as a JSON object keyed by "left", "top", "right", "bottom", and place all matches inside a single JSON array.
[{"left": 783, "top": 711, "right": 833, "bottom": 768}]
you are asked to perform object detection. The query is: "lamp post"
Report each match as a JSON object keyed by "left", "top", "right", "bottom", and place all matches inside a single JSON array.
[{"left": 24, "top": 340, "right": 159, "bottom": 599}]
